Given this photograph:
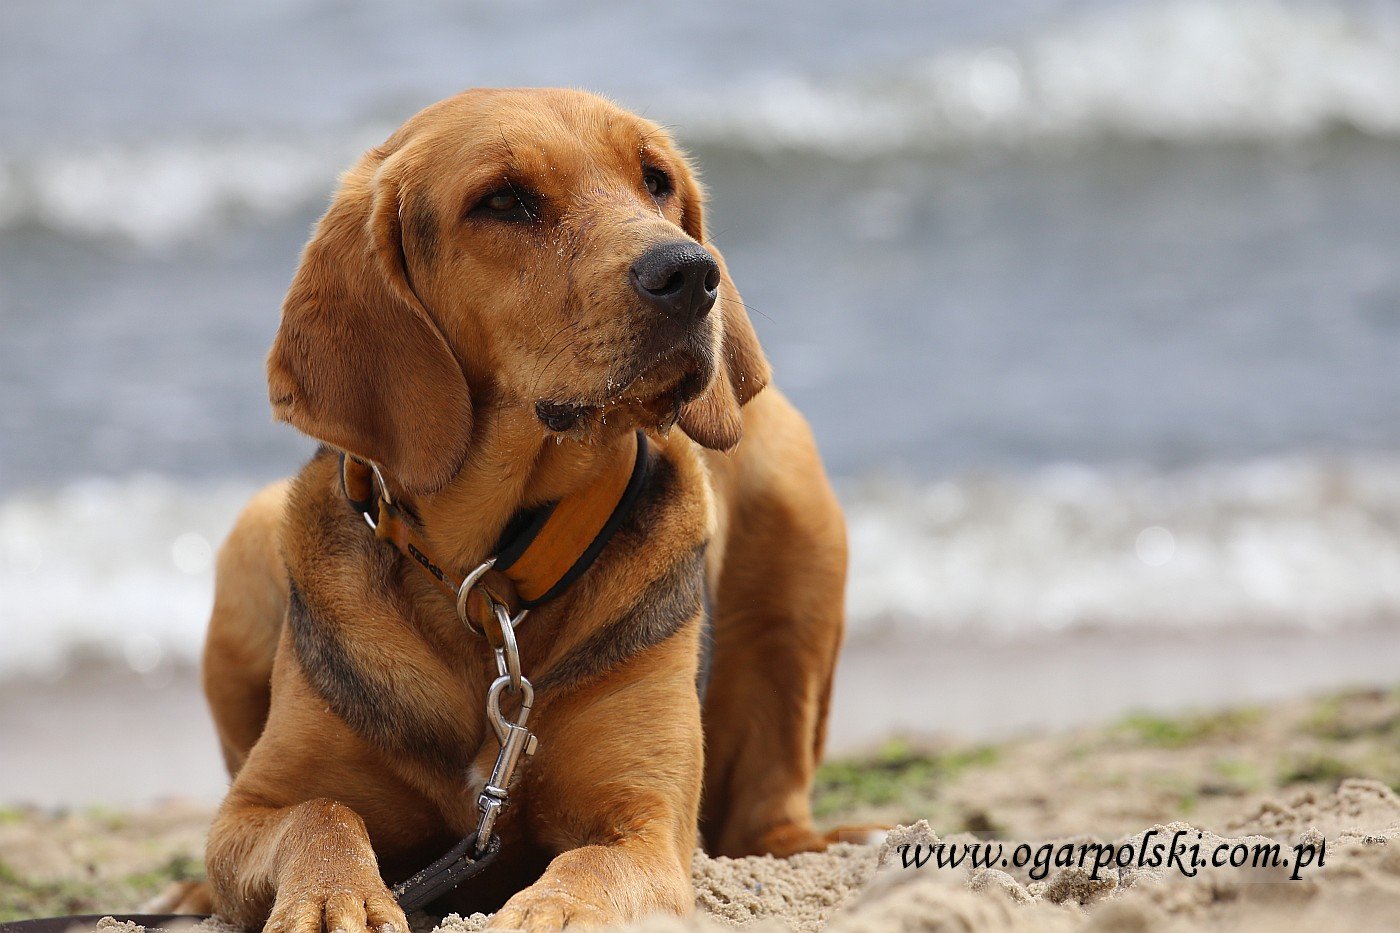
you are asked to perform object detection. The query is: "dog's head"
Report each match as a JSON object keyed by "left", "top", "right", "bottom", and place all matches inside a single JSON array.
[{"left": 268, "top": 88, "right": 769, "bottom": 493}]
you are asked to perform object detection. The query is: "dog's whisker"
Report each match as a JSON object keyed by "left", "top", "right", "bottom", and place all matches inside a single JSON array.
[
  {"left": 534, "top": 332, "right": 589, "bottom": 402},
  {"left": 530, "top": 319, "right": 587, "bottom": 395},
  {"left": 720, "top": 294, "right": 773, "bottom": 323}
]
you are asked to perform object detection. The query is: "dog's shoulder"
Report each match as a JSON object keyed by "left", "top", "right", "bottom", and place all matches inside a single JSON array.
[{"left": 271, "top": 447, "right": 481, "bottom": 772}]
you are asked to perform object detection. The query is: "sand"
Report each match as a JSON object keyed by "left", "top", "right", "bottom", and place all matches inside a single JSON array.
[
  {"left": 9, "top": 686, "right": 1400, "bottom": 931},
  {"left": 412, "top": 779, "right": 1400, "bottom": 931},
  {"left": 48, "top": 780, "right": 1400, "bottom": 931}
]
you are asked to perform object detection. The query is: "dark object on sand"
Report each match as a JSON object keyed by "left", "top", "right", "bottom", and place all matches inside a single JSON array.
[{"left": 0, "top": 915, "right": 210, "bottom": 933}]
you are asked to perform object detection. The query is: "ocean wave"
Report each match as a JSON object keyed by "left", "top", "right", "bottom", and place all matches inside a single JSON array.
[
  {"left": 843, "top": 456, "right": 1400, "bottom": 635},
  {"left": 3, "top": 455, "right": 1399, "bottom": 681},
  {"left": 682, "top": 0, "right": 1400, "bottom": 156},
  {"left": 2, "top": 1, "right": 1398, "bottom": 245},
  {"left": 0, "top": 130, "right": 385, "bottom": 248},
  {"left": 0, "top": 475, "right": 257, "bottom": 680}
]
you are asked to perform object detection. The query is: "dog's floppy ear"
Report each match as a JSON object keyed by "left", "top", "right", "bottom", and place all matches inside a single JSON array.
[
  {"left": 675, "top": 175, "right": 771, "bottom": 451},
  {"left": 267, "top": 148, "right": 472, "bottom": 493}
]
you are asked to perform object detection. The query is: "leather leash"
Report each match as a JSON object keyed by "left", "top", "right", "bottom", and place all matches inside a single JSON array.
[
  {"left": 339, "top": 429, "right": 650, "bottom": 910},
  {"left": 0, "top": 916, "right": 211, "bottom": 933}
]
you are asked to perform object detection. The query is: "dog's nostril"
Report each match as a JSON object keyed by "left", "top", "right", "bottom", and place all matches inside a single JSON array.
[
  {"left": 647, "top": 269, "right": 687, "bottom": 298},
  {"left": 703, "top": 266, "right": 720, "bottom": 292}
]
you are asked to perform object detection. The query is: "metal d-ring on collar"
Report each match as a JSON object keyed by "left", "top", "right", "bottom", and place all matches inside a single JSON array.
[
  {"left": 455, "top": 559, "right": 531, "bottom": 680},
  {"left": 361, "top": 462, "right": 392, "bottom": 531}
]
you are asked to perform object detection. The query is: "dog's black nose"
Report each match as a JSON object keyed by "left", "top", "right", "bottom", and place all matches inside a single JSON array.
[{"left": 630, "top": 242, "right": 720, "bottom": 325}]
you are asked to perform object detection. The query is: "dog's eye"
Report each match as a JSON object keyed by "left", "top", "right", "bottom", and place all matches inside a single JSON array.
[
  {"left": 643, "top": 168, "right": 671, "bottom": 198},
  {"left": 469, "top": 185, "right": 538, "bottom": 222},
  {"left": 485, "top": 191, "right": 518, "bottom": 211}
]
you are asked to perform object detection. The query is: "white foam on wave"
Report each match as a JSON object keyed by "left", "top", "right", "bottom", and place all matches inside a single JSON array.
[
  {"left": 683, "top": 0, "right": 1400, "bottom": 155},
  {"left": 0, "top": 130, "right": 384, "bottom": 248},
  {"left": 844, "top": 456, "right": 1400, "bottom": 636},
  {"left": 0, "top": 475, "right": 257, "bottom": 679},
  {"left": 2, "top": 1, "right": 1398, "bottom": 246},
  {"left": 3, "top": 455, "right": 1399, "bottom": 680}
]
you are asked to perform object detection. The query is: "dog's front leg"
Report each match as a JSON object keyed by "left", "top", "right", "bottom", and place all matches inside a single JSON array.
[
  {"left": 203, "top": 675, "right": 421, "bottom": 933},
  {"left": 488, "top": 629, "right": 703, "bottom": 931},
  {"left": 208, "top": 795, "right": 408, "bottom": 933}
]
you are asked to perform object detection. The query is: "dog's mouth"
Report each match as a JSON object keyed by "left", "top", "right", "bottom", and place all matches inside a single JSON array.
[{"left": 536, "top": 336, "right": 714, "bottom": 436}]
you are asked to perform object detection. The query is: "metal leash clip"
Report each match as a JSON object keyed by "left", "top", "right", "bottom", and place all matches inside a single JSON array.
[
  {"left": 473, "top": 607, "right": 538, "bottom": 855},
  {"left": 391, "top": 604, "right": 538, "bottom": 910}
]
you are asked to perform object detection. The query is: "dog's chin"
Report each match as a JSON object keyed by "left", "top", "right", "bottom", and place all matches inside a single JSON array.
[{"left": 536, "top": 344, "right": 715, "bottom": 439}]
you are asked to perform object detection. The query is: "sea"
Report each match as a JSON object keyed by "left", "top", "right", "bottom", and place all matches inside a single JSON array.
[{"left": 3, "top": 0, "right": 1400, "bottom": 681}]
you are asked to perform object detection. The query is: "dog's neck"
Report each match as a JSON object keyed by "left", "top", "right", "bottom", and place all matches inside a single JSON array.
[{"left": 405, "top": 404, "right": 645, "bottom": 576}]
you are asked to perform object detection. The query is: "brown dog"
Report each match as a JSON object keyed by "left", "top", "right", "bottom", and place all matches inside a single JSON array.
[{"left": 190, "top": 88, "right": 849, "bottom": 931}]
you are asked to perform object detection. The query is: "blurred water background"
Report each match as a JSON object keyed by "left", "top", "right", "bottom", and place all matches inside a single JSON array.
[{"left": 3, "top": 0, "right": 1400, "bottom": 684}]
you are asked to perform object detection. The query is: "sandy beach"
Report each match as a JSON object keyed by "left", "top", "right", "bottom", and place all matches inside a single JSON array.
[{"left": 6, "top": 682, "right": 1400, "bottom": 930}]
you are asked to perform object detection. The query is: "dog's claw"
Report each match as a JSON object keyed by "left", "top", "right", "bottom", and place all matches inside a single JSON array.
[
  {"left": 487, "top": 887, "right": 613, "bottom": 931},
  {"left": 263, "top": 879, "right": 406, "bottom": 933}
]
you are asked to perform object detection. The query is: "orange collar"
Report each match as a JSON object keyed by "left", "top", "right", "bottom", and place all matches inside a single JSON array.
[{"left": 341, "top": 430, "right": 648, "bottom": 644}]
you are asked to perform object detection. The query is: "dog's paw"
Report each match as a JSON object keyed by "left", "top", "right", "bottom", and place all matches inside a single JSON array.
[
  {"left": 486, "top": 885, "right": 613, "bottom": 931},
  {"left": 264, "top": 879, "right": 407, "bottom": 933},
  {"left": 144, "top": 879, "right": 213, "bottom": 913},
  {"left": 741, "top": 821, "right": 890, "bottom": 857},
  {"left": 825, "top": 824, "right": 890, "bottom": 848}
]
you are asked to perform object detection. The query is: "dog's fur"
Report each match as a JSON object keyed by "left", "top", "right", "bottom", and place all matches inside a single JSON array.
[{"left": 192, "top": 88, "right": 849, "bottom": 932}]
